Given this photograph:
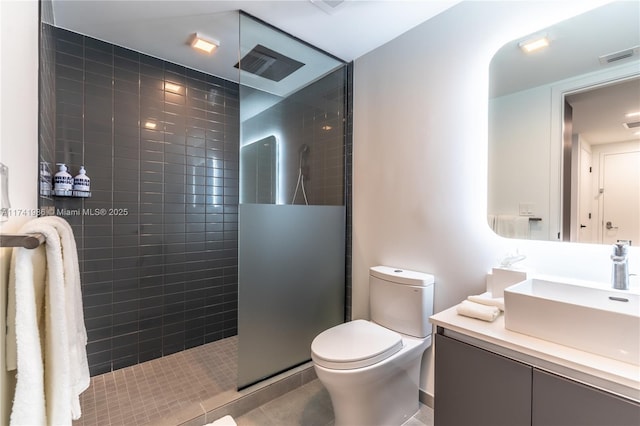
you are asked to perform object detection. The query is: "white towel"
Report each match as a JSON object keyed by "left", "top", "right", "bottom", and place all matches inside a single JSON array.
[
  {"left": 6, "top": 217, "right": 89, "bottom": 425},
  {"left": 487, "top": 214, "right": 497, "bottom": 232},
  {"left": 456, "top": 300, "right": 501, "bottom": 322},
  {"left": 496, "top": 215, "right": 530, "bottom": 239},
  {"left": 467, "top": 294, "right": 505, "bottom": 311},
  {"left": 39, "top": 216, "right": 90, "bottom": 419},
  {"left": 6, "top": 234, "right": 47, "bottom": 425},
  {"left": 204, "top": 415, "right": 237, "bottom": 426}
]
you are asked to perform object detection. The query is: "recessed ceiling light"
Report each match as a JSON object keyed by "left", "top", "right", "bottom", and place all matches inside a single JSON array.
[
  {"left": 164, "top": 82, "right": 182, "bottom": 93},
  {"left": 144, "top": 121, "right": 157, "bottom": 130},
  {"left": 625, "top": 111, "right": 640, "bottom": 118},
  {"left": 519, "top": 35, "right": 549, "bottom": 53},
  {"left": 190, "top": 33, "right": 219, "bottom": 54}
]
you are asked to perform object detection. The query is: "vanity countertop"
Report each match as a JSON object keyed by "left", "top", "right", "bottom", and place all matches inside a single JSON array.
[{"left": 430, "top": 305, "right": 640, "bottom": 402}]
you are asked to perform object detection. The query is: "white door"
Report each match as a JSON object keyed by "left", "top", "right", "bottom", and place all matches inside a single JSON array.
[
  {"left": 578, "top": 146, "right": 593, "bottom": 243},
  {"left": 602, "top": 151, "right": 640, "bottom": 245}
]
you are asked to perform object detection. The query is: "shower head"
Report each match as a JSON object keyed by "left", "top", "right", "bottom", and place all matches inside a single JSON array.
[{"left": 297, "top": 144, "right": 310, "bottom": 169}]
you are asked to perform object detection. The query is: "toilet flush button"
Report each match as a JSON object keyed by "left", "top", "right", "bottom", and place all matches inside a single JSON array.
[{"left": 394, "top": 269, "right": 403, "bottom": 273}]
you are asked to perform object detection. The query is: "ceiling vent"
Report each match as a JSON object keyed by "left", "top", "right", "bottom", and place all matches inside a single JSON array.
[
  {"left": 235, "top": 45, "right": 304, "bottom": 82},
  {"left": 623, "top": 120, "right": 640, "bottom": 129},
  {"left": 599, "top": 46, "right": 639, "bottom": 65}
]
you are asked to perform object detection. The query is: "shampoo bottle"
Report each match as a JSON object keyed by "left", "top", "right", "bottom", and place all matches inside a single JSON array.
[
  {"left": 54, "top": 163, "right": 73, "bottom": 196},
  {"left": 73, "top": 165, "right": 91, "bottom": 197}
]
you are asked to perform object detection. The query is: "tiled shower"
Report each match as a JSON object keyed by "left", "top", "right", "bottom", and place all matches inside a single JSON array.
[
  {"left": 41, "top": 25, "right": 240, "bottom": 376},
  {"left": 39, "top": 21, "right": 352, "bottom": 380}
]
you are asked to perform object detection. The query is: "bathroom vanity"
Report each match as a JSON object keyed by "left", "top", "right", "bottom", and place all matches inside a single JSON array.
[{"left": 430, "top": 307, "right": 640, "bottom": 426}]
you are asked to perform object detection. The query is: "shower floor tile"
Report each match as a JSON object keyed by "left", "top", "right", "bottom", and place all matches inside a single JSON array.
[{"left": 74, "top": 336, "right": 238, "bottom": 426}]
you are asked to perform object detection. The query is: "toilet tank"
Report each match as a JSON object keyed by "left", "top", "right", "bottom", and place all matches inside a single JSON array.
[{"left": 370, "top": 266, "right": 435, "bottom": 338}]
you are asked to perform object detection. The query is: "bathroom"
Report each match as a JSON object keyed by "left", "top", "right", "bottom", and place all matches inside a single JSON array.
[{"left": 1, "top": 0, "right": 638, "bottom": 425}]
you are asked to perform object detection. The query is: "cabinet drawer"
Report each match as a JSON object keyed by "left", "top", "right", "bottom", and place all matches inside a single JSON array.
[
  {"left": 434, "top": 333, "right": 532, "bottom": 426},
  {"left": 532, "top": 369, "right": 640, "bottom": 426}
]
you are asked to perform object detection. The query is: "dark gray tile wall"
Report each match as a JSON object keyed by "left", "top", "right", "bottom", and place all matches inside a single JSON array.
[
  {"left": 39, "top": 20, "right": 55, "bottom": 209},
  {"left": 47, "top": 26, "right": 240, "bottom": 375}
]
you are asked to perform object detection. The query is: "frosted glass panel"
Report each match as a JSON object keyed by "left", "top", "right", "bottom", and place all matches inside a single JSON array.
[
  {"left": 237, "top": 12, "right": 346, "bottom": 389},
  {"left": 237, "top": 204, "right": 345, "bottom": 388}
]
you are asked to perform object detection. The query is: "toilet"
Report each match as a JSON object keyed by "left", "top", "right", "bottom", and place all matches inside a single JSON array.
[{"left": 311, "top": 266, "right": 434, "bottom": 426}]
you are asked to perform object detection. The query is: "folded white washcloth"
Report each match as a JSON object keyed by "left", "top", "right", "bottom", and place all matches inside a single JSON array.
[
  {"left": 204, "top": 415, "right": 237, "bottom": 426},
  {"left": 456, "top": 300, "right": 501, "bottom": 322},
  {"left": 467, "top": 294, "right": 505, "bottom": 311}
]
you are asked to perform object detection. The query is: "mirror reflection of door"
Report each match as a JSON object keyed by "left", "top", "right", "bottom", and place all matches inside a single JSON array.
[
  {"left": 601, "top": 151, "right": 640, "bottom": 245},
  {"left": 565, "top": 76, "right": 640, "bottom": 245},
  {"left": 578, "top": 144, "right": 593, "bottom": 243}
]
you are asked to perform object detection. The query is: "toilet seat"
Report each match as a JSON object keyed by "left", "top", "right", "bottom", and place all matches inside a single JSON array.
[{"left": 311, "top": 319, "right": 403, "bottom": 370}]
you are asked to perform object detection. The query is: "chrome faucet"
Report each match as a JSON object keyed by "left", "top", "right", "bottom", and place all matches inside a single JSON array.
[{"left": 611, "top": 242, "right": 629, "bottom": 290}]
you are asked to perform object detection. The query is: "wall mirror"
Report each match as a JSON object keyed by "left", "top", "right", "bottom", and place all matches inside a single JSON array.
[{"left": 488, "top": 1, "right": 639, "bottom": 245}]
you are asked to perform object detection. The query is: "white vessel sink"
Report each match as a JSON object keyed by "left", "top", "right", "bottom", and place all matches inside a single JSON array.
[{"left": 504, "top": 278, "right": 640, "bottom": 365}]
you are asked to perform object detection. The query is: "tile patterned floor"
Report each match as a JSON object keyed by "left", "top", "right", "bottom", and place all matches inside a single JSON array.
[
  {"left": 74, "top": 335, "right": 434, "bottom": 426},
  {"left": 74, "top": 337, "right": 238, "bottom": 426},
  {"left": 235, "top": 379, "right": 434, "bottom": 426}
]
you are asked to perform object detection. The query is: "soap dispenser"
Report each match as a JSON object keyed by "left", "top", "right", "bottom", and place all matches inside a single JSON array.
[
  {"left": 53, "top": 163, "right": 73, "bottom": 196},
  {"left": 611, "top": 242, "right": 629, "bottom": 290},
  {"left": 73, "top": 165, "right": 91, "bottom": 197}
]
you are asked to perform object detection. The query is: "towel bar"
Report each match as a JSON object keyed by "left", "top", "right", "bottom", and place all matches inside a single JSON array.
[{"left": 0, "top": 233, "right": 45, "bottom": 249}]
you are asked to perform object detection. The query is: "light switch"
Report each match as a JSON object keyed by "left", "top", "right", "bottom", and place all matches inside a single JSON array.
[{"left": 519, "top": 203, "right": 534, "bottom": 216}]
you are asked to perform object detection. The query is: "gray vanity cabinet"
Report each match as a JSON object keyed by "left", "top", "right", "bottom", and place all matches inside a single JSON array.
[
  {"left": 434, "top": 332, "right": 532, "bottom": 426},
  {"left": 532, "top": 369, "right": 640, "bottom": 426},
  {"left": 435, "top": 329, "right": 640, "bottom": 426}
]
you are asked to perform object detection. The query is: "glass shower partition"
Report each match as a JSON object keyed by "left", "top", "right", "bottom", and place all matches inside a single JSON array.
[{"left": 237, "top": 13, "right": 347, "bottom": 388}]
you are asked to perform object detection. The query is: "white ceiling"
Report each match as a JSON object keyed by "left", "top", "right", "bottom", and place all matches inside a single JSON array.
[{"left": 51, "top": 0, "right": 461, "bottom": 93}]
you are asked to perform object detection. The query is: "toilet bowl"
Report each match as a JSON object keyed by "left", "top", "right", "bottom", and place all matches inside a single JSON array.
[
  {"left": 312, "top": 319, "right": 431, "bottom": 426},
  {"left": 311, "top": 266, "right": 434, "bottom": 426}
]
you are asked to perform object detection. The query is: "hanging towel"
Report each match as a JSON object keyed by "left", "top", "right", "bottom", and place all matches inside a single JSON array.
[
  {"left": 496, "top": 215, "right": 530, "bottom": 239},
  {"left": 487, "top": 214, "right": 497, "bottom": 232},
  {"left": 39, "top": 215, "right": 90, "bottom": 418},
  {"left": 5, "top": 233, "right": 47, "bottom": 425},
  {"left": 6, "top": 217, "right": 89, "bottom": 425}
]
